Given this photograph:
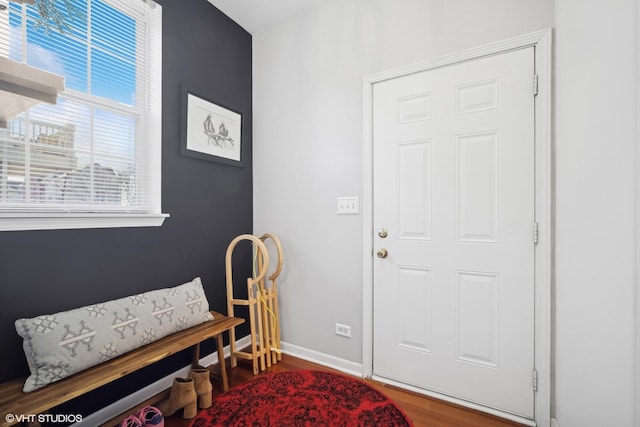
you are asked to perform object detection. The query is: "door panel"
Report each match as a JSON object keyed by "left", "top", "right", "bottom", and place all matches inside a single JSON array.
[
  {"left": 397, "top": 139, "right": 432, "bottom": 240},
  {"left": 372, "top": 47, "right": 535, "bottom": 417}
]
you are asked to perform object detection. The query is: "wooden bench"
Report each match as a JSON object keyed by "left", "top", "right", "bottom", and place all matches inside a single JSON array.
[{"left": 0, "top": 311, "right": 243, "bottom": 427}]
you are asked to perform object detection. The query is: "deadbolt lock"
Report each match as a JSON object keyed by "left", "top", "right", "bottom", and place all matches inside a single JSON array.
[{"left": 378, "top": 228, "right": 388, "bottom": 238}]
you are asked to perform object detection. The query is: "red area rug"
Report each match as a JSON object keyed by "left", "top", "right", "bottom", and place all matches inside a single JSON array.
[{"left": 189, "top": 370, "right": 413, "bottom": 426}]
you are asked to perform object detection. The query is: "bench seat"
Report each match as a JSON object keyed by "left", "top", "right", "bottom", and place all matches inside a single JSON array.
[{"left": 0, "top": 311, "right": 243, "bottom": 427}]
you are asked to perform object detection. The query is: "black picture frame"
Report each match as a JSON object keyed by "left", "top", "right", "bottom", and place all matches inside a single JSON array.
[{"left": 180, "top": 85, "right": 244, "bottom": 167}]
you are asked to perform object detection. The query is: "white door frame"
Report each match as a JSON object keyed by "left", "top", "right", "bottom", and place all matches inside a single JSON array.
[
  {"left": 636, "top": 3, "right": 640, "bottom": 425},
  {"left": 362, "top": 29, "right": 553, "bottom": 427}
]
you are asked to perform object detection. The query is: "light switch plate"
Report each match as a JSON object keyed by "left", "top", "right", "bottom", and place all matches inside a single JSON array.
[{"left": 337, "top": 196, "right": 359, "bottom": 215}]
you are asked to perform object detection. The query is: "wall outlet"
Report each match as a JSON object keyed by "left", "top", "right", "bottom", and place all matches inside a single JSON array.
[
  {"left": 337, "top": 196, "right": 359, "bottom": 215},
  {"left": 335, "top": 323, "right": 351, "bottom": 338}
]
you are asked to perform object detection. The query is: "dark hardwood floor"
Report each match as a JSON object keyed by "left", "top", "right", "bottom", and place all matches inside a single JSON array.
[{"left": 163, "top": 354, "right": 525, "bottom": 427}]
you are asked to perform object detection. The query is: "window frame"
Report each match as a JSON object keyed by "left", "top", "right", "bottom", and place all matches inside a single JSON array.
[{"left": 0, "top": 0, "right": 167, "bottom": 232}]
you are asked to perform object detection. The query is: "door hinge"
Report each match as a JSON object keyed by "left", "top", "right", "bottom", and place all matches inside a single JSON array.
[
  {"left": 533, "top": 369, "right": 539, "bottom": 392},
  {"left": 533, "top": 74, "right": 539, "bottom": 96},
  {"left": 533, "top": 222, "right": 539, "bottom": 245}
]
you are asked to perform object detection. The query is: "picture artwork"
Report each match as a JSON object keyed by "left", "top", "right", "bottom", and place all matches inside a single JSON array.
[{"left": 184, "top": 92, "right": 242, "bottom": 164}]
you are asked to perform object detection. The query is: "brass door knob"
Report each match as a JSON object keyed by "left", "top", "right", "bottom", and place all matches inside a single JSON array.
[{"left": 376, "top": 248, "right": 388, "bottom": 259}]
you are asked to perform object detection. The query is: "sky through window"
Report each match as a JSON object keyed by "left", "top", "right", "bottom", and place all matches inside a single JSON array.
[{"left": 9, "top": 0, "right": 136, "bottom": 106}]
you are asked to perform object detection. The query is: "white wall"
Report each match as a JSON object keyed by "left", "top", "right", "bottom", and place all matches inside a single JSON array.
[
  {"left": 253, "top": 0, "right": 639, "bottom": 425},
  {"left": 554, "top": 0, "right": 637, "bottom": 426},
  {"left": 253, "top": 0, "right": 553, "bottom": 366}
]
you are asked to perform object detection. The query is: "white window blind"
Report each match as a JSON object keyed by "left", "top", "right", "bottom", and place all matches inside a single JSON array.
[{"left": 0, "top": 0, "right": 165, "bottom": 230}]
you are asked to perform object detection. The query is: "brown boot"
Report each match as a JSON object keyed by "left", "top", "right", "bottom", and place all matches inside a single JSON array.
[
  {"left": 188, "top": 368, "right": 213, "bottom": 408},
  {"left": 157, "top": 377, "right": 198, "bottom": 419}
]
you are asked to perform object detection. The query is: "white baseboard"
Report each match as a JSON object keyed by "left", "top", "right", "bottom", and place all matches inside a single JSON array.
[
  {"left": 76, "top": 335, "right": 252, "bottom": 427},
  {"left": 280, "top": 341, "right": 363, "bottom": 377}
]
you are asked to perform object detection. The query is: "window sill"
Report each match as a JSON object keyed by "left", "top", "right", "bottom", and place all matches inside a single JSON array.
[{"left": 0, "top": 212, "right": 169, "bottom": 231}]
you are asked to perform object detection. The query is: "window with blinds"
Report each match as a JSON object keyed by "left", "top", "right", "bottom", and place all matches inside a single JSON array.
[{"left": 0, "top": 0, "right": 164, "bottom": 230}]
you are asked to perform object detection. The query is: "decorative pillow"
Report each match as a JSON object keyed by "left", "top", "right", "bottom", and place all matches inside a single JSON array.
[{"left": 15, "top": 277, "right": 214, "bottom": 392}]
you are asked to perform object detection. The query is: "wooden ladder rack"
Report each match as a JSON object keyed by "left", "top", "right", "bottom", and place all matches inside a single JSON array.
[{"left": 226, "top": 233, "right": 283, "bottom": 374}]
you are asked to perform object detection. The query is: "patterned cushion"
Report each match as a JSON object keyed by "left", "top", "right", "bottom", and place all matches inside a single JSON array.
[{"left": 15, "top": 277, "right": 214, "bottom": 392}]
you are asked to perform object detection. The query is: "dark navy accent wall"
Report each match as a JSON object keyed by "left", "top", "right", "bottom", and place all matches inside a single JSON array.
[{"left": 0, "top": 0, "right": 252, "bottom": 406}]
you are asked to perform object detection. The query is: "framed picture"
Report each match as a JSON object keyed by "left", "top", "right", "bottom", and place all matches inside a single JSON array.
[{"left": 181, "top": 86, "right": 243, "bottom": 167}]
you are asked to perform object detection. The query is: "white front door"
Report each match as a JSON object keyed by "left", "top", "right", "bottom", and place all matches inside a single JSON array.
[{"left": 372, "top": 47, "right": 535, "bottom": 418}]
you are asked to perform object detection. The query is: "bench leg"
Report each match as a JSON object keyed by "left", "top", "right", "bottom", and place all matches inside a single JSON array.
[
  {"left": 216, "top": 334, "right": 229, "bottom": 392},
  {"left": 192, "top": 342, "right": 201, "bottom": 367}
]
